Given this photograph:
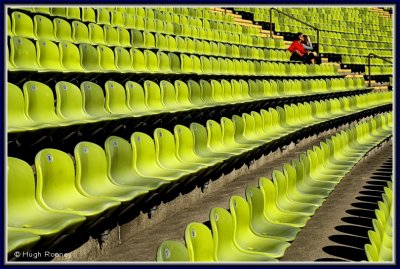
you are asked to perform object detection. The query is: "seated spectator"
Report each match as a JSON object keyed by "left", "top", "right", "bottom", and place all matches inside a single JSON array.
[
  {"left": 302, "top": 35, "right": 316, "bottom": 64},
  {"left": 288, "top": 32, "right": 315, "bottom": 64}
]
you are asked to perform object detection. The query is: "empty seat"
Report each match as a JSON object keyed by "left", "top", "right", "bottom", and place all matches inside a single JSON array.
[
  {"left": 9, "top": 36, "right": 39, "bottom": 71},
  {"left": 54, "top": 18, "right": 74, "bottom": 42},
  {"left": 156, "top": 240, "right": 189, "bottom": 262},
  {"left": 11, "top": 11, "right": 34, "bottom": 38},
  {"left": 33, "top": 15, "right": 55, "bottom": 40}
]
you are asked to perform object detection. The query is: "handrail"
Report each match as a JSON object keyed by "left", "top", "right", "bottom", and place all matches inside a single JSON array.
[
  {"left": 367, "top": 53, "right": 393, "bottom": 87},
  {"left": 269, "top": 8, "right": 320, "bottom": 55}
]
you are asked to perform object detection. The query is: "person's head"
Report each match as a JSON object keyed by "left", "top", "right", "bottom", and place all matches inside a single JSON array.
[
  {"left": 303, "top": 34, "right": 310, "bottom": 44},
  {"left": 294, "top": 32, "right": 304, "bottom": 42}
]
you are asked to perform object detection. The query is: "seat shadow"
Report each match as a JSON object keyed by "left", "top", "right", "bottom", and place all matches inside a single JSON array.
[
  {"left": 366, "top": 180, "right": 389, "bottom": 186},
  {"left": 341, "top": 216, "right": 372, "bottom": 228},
  {"left": 369, "top": 175, "right": 391, "bottom": 181},
  {"left": 355, "top": 195, "right": 381, "bottom": 203},
  {"left": 350, "top": 202, "right": 378, "bottom": 211},
  {"left": 315, "top": 257, "right": 349, "bottom": 262},
  {"left": 322, "top": 245, "right": 367, "bottom": 261},
  {"left": 335, "top": 225, "right": 370, "bottom": 238},
  {"left": 359, "top": 190, "right": 384, "bottom": 197},
  {"left": 346, "top": 209, "right": 376, "bottom": 219},
  {"left": 328, "top": 234, "right": 369, "bottom": 249}
]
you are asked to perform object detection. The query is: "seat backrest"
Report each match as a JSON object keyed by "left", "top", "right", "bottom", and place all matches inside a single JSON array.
[
  {"left": 156, "top": 240, "right": 189, "bottom": 262},
  {"left": 80, "top": 43, "right": 100, "bottom": 71},
  {"left": 131, "top": 132, "right": 158, "bottom": 174},
  {"left": 10, "top": 36, "right": 39, "bottom": 70},
  {"left": 35, "top": 148, "right": 79, "bottom": 210},
  {"left": 34, "top": 15, "right": 54, "bottom": 40},
  {"left": 59, "top": 41, "right": 82, "bottom": 71},
  {"left": 74, "top": 141, "right": 110, "bottom": 194},
  {"left": 72, "top": 20, "right": 90, "bottom": 43},
  {"left": 55, "top": 81, "right": 88, "bottom": 120},
  {"left": 154, "top": 128, "right": 179, "bottom": 168},
  {"left": 7, "top": 83, "right": 32, "bottom": 125},
  {"left": 160, "top": 80, "right": 178, "bottom": 108},
  {"left": 23, "top": 81, "right": 61, "bottom": 122},
  {"left": 80, "top": 81, "right": 109, "bottom": 116},
  {"left": 210, "top": 207, "right": 235, "bottom": 260},
  {"left": 88, "top": 23, "right": 106, "bottom": 45},
  {"left": 104, "top": 25, "right": 119, "bottom": 47},
  {"left": 190, "top": 123, "right": 209, "bottom": 157},
  {"left": 36, "top": 39, "right": 61, "bottom": 70},
  {"left": 11, "top": 11, "right": 34, "bottom": 38},
  {"left": 206, "top": 120, "right": 224, "bottom": 152},
  {"left": 54, "top": 18, "right": 73, "bottom": 42},
  {"left": 143, "top": 80, "right": 163, "bottom": 110},
  {"left": 7, "top": 157, "right": 41, "bottom": 225},
  {"left": 104, "top": 81, "right": 130, "bottom": 114},
  {"left": 114, "top": 46, "right": 132, "bottom": 72},
  {"left": 229, "top": 195, "right": 252, "bottom": 239},
  {"left": 125, "top": 81, "right": 147, "bottom": 113},
  {"left": 185, "top": 222, "right": 214, "bottom": 261}
]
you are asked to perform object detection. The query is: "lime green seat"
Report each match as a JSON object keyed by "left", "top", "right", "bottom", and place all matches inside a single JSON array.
[
  {"left": 35, "top": 148, "right": 121, "bottom": 218},
  {"left": 11, "top": 11, "right": 34, "bottom": 38},
  {"left": 104, "top": 25, "right": 119, "bottom": 47},
  {"left": 143, "top": 80, "right": 164, "bottom": 111},
  {"left": 80, "top": 81, "right": 112, "bottom": 119},
  {"left": 98, "top": 45, "right": 117, "bottom": 71},
  {"left": 7, "top": 229, "right": 41, "bottom": 254},
  {"left": 154, "top": 128, "right": 206, "bottom": 173},
  {"left": 72, "top": 21, "right": 90, "bottom": 44},
  {"left": 66, "top": 7, "right": 81, "bottom": 20},
  {"left": 55, "top": 81, "right": 96, "bottom": 123},
  {"left": 117, "top": 27, "right": 131, "bottom": 47},
  {"left": 9, "top": 36, "right": 39, "bottom": 71},
  {"left": 79, "top": 43, "right": 101, "bottom": 72},
  {"left": 115, "top": 47, "right": 133, "bottom": 72},
  {"left": 229, "top": 196, "right": 291, "bottom": 258},
  {"left": 210, "top": 207, "right": 277, "bottom": 261},
  {"left": 159, "top": 80, "right": 181, "bottom": 111},
  {"left": 184, "top": 222, "right": 214, "bottom": 261},
  {"left": 23, "top": 81, "right": 69, "bottom": 127},
  {"left": 131, "top": 132, "right": 187, "bottom": 181},
  {"left": 130, "top": 48, "right": 146, "bottom": 72},
  {"left": 74, "top": 142, "right": 148, "bottom": 202},
  {"left": 88, "top": 23, "right": 106, "bottom": 45},
  {"left": 7, "top": 83, "right": 46, "bottom": 133},
  {"left": 54, "top": 18, "right": 74, "bottom": 42},
  {"left": 125, "top": 81, "right": 152, "bottom": 115},
  {"left": 105, "top": 136, "right": 168, "bottom": 190},
  {"left": 59, "top": 41, "right": 85, "bottom": 72},
  {"left": 34, "top": 15, "right": 55, "bottom": 40},
  {"left": 104, "top": 81, "right": 131, "bottom": 115},
  {"left": 245, "top": 186, "right": 301, "bottom": 241},
  {"left": 36, "top": 39, "right": 63, "bottom": 71},
  {"left": 8, "top": 157, "right": 86, "bottom": 239},
  {"left": 157, "top": 240, "right": 189, "bottom": 262}
]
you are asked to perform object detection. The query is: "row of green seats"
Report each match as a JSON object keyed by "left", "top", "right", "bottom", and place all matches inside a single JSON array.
[
  {"left": 8, "top": 36, "right": 332, "bottom": 75},
  {"left": 157, "top": 112, "right": 393, "bottom": 261},
  {"left": 8, "top": 76, "right": 366, "bottom": 133},
  {"left": 342, "top": 55, "right": 393, "bottom": 66},
  {"left": 319, "top": 38, "right": 392, "bottom": 49},
  {"left": 365, "top": 66, "right": 393, "bottom": 75},
  {"left": 319, "top": 44, "right": 392, "bottom": 57},
  {"left": 320, "top": 31, "right": 392, "bottom": 43},
  {"left": 364, "top": 181, "right": 393, "bottom": 262},
  {"left": 8, "top": 91, "right": 391, "bottom": 254}
]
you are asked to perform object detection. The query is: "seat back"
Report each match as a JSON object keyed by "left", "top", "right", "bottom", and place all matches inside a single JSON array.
[
  {"left": 156, "top": 240, "right": 189, "bottom": 262},
  {"left": 104, "top": 81, "right": 130, "bottom": 114},
  {"left": 55, "top": 81, "right": 88, "bottom": 120},
  {"left": 59, "top": 41, "right": 83, "bottom": 71},
  {"left": 80, "top": 81, "right": 109, "bottom": 117},
  {"left": 184, "top": 222, "right": 214, "bottom": 261},
  {"left": 10, "top": 36, "right": 39, "bottom": 70}
]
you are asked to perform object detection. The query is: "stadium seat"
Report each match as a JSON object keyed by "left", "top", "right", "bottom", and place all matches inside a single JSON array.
[
  {"left": 36, "top": 40, "right": 63, "bottom": 71},
  {"left": 34, "top": 15, "right": 55, "bottom": 40},
  {"left": 59, "top": 41, "right": 84, "bottom": 71},
  {"left": 11, "top": 11, "right": 34, "bottom": 38},
  {"left": 72, "top": 21, "right": 90, "bottom": 44},
  {"left": 184, "top": 222, "right": 214, "bottom": 261},
  {"left": 156, "top": 240, "right": 189, "bottom": 262},
  {"left": 9, "top": 36, "right": 39, "bottom": 71},
  {"left": 54, "top": 18, "right": 74, "bottom": 42},
  {"left": 7, "top": 229, "right": 41, "bottom": 254}
]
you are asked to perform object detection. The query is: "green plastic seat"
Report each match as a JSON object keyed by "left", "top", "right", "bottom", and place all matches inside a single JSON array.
[
  {"left": 66, "top": 7, "right": 81, "bottom": 20},
  {"left": 88, "top": 23, "right": 106, "bottom": 45},
  {"left": 246, "top": 186, "right": 301, "bottom": 241},
  {"left": 55, "top": 81, "right": 96, "bottom": 122},
  {"left": 104, "top": 25, "right": 119, "bottom": 47},
  {"left": 159, "top": 80, "right": 180, "bottom": 110},
  {"left": 7, "top": 82, "right": 46, "bottom": 132},
  {"left": 130, "top": 48, "right": 146, "bottom": 72},
  {"left": 114, "top": 47, "right": 132, "bottom": 72},
  {"left": 34, "top": 15, "right": 55, "bottom": 40},
  {"left": 104, "top": 81, "right": 131, "bottom": 115},
  {"left": 131, "top": 29, "right": 144, "bottom": 48},
  {"left": 220, "top": 117, "right": 250, "bottom": 154},
  {"left": 154, "top": 128, "right": 206, "bottom": 173},
  {"left": 72, "top": 21, "right": 90, "bottom": 44},
  {"left": 23, "top": 81, "right": 69, "bottom": 127},
  {"left": 11, "top": 11, "right": 34, "bottom": 38},
  {"left": 36, "top": 39, "right": 63, "bottom": 71},
  {"left": 185, "top": 222, "right": 214, "bottom": 261},
  {"left": 124, "top": 81, "right": 152, "bottom": 115},
  {"left": 7, "top": 229, "right": 41, "bottom": 254},
  {"left": 34, "top": 7, "right": 51, "bottom": 15},
  {"left": 80, "top": 81, "right": 112, "bottom": 119},
  {"left": 208, "top": 119, "right": 244, "bottom": 156},
  {"left": 35, "top": 148, "right": 121, "bottom": 217},
  {"left": 157, "top": 240, "right": 189, "bottom": 262},
  {"left": 79, "top": 43, "right": 101, "bottom": 72},
  {"left": 123, "top": 13, "right": 135, "bottom": 29},
  {"left": 117, "top": 27, "right": 131, "bottom": 47},
  {"left": 74, "top": 142, "right": 148, "bottom": 202},
  {"left": 8, "top": 157, "right": 86, "bottom": 239},
  {"left": 98, "top": 45, "right": 117, "bottom": 71},
  {"left": 97, "top": 8, "right": 110, "bottom": 25},
  {"left": 82, "top": 7, "right": 96, "bottom": 23},
  {"left": 59, "top": 41, "right": 84, "bottom": 72},
  {"left": 105, "top": 136, "right": 168, "bottom": 190},
  {"left": 210, "top": 207, "right": 277, "bottom": 261},
  {"left": 143, "top": 80, "right": 164, "bottom": 111},
  {"left": 54, "top": 18, "right": 74, "bottom": 42},
  {"left": 131, "top": 132, "right": 187, "bottom": 181},
  {"left": 230, "top": 196, "right": 291, "bottom": 258},
  {"left": 9, "top": 36, "right": 39, "bottom": 71},
  {"left": 51, "top": 7, "right": 66, "bottom": 17},
  {"left": 144, "top": 50, "right": 159, "bottom": 73},
  {"left": 111, "top": 11, "right": 124, "bottom": 27}
]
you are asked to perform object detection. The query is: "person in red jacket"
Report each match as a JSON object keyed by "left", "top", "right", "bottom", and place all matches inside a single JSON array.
[{"left": 288, "top": 32, "right": 315, "bottom": 64}]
